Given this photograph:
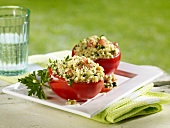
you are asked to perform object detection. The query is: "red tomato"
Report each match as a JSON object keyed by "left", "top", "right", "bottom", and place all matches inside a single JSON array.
[
  {"left": 72, "top": 43, "right": 121, "bottom": 75},
  {"left": 98, "top": 39, "right": 107, "bottom": 46},
  {"left": 48, "top": 67, "right": 53, "bottom": 76},
  {"left": 48, "top": 74, "right": 104, "bottom": 101},
  {"left": 94, "top": 47, "right": 121, "bottom": 75},
  {"left": 87, "top": 40, "right": 94, "bottom": 47}
]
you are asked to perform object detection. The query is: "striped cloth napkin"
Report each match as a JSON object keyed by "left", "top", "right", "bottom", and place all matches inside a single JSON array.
[
  {"left": 1, "top": 50, "right": 170, "bottom": 123},
  {"left": 92, "top": 83, "right": 170, "bottom": 123}
]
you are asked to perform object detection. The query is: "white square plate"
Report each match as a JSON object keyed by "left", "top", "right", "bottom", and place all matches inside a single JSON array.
[{"left": 2, "top": 51, "right": 163, "bottom": 118}]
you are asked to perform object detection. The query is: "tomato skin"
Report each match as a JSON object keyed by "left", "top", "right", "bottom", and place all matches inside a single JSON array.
[
  {"left": 72, "top": 44, "right": 121, "bottom": 75},
  {"left": 72, "top": 45, "right": 76, "bottom": 56},
  {"left": 49, "top": 75, "right": 104, "bottom": 101},
  {"left": 48, "top": 68, "right": 53, "bottom": 76},
  {"left": 94, "top": 48, "right": 121, "bottom": 75}
]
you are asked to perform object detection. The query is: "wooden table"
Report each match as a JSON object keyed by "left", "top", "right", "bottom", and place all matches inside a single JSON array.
[{"left": 0, "top": 67, "right": 170, "bottom": 128}]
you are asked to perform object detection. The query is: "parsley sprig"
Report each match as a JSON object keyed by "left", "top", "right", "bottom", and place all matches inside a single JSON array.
[{"left": 18, "top": 69, "right": 50, "bottom": 100}]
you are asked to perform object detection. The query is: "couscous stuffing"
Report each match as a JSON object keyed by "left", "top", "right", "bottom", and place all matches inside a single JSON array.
[
  {"left": 49, "top": 55, "right": 105, "bottom": 85},
  {"left": 104, "top": 73, "right": 117, "bottom": 88},
  {"left": 73, "top": 35, "right": 119, "bottom": 60}
]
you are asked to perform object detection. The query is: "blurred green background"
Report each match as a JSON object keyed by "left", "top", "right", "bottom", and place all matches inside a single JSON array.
[{"left": 1, "top": 0, "right": 170, "bottom": 73}]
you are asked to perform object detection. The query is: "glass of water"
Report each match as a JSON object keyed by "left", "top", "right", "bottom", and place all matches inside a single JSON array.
[{"left": 0, "top": 6, "right": 30, "bottom": 76}]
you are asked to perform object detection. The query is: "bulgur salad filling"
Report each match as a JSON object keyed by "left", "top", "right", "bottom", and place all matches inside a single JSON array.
[
  {"left": 73, "top": 35, "right": 119, "bottom": 60},
  {"left": 49, "top": 55, "right": 105, "bottom": 85},
  {"left": 49, "top": 55, "right": 117, "bottom": 88},
  {"left": 103, "top": 73, "right": 117, "bottom": 91}
]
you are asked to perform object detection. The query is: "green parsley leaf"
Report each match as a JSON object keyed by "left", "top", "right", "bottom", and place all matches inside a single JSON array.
[{"left": 18, "top": 69, "right": 50, "bottom": 100}]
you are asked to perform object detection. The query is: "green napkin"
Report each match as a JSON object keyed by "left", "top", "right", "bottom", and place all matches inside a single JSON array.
[
  {"left": 1, "top": 51, "right": 170, "bottom": 124},
  {"left": 92, "top": 83, "right": 170, "bottom": 123}
]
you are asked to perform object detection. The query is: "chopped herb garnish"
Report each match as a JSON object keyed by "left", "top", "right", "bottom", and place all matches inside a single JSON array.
[
  {"left": 112, "top": 82, "right": 117, "bottom": 87},
  {"left": 49, "top": 58, "right": 52, "bottom": 63},
  {"left": 96, "top": 44, "right": 105, "bottom": 49},
  {"left": 100, "top": 46, "right": 105, "bottom": 49},
  {"left": 104, "top": 82, "right": 117, "bottom": 88},
  {"left": 83, "top": 74, "right": 87, "bottom": 77},
  {"left": 65, "top": 55, "right": 70, "bottom": 61},
  {"left": 94, "top": 52, "right": 99, "bottom": 56},
  {"left": 68, "top": 79, "right": 73, "bottom": 87},
  {"left": 100, "top": 35, "right": 105, "bottom": 38}
]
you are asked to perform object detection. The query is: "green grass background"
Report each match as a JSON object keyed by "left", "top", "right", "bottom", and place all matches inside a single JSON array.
[{"left": 1, "top": 0, "right": 170, "bottom": 73}]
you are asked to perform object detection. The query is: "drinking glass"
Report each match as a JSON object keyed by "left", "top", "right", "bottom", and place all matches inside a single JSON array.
[{"left": 0, "top": 6, "right": 30, "bottom": 76}]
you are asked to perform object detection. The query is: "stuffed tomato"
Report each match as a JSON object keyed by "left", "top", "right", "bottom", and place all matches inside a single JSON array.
[
  {"left": 72, "top": 35, "right": 121, "bottom": 75},
  {"left": 48, "top": 55, "right": 104, "bottom": 101}
]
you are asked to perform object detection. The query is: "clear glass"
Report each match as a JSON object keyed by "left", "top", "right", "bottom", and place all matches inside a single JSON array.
[{"left": 0, "top": 6, "right": 30, "bottom": 76}]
